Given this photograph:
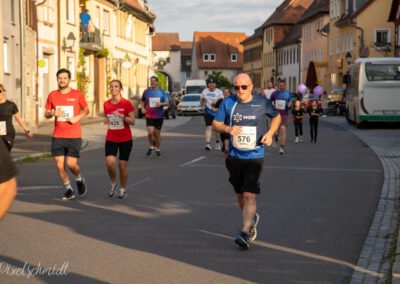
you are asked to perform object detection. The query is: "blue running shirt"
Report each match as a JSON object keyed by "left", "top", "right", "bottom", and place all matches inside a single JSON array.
[{"left": 214, "top": 94, "right": 279, "bottom": 159}]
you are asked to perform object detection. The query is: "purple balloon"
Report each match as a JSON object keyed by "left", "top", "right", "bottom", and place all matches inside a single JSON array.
[
  {"left": 314, "top": 85, "right": 324, "bottom": 97},
  {"left": 297, "top": 84, "right": 307, "bottom": 94}
]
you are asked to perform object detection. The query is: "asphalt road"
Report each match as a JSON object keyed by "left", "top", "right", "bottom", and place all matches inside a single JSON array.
[{"left": 0, "top": 116, "right": 383, "bottom": 283}]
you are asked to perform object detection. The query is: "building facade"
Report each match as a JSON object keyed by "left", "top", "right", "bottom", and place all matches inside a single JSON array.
[{"left": 241, "top": 27, "right": 263, "bottom": 92}]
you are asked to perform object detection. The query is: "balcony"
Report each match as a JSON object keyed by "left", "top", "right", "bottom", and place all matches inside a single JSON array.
[{"left": 80, "top": 24, "right": 102, "bottom": 51}]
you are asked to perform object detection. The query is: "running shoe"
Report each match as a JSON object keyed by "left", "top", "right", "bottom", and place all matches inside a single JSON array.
[
  {"left": 234, "top": 231, "right": 250, "bottom": 249},
  {"left": 205, "top": 144, "right": 211, "bottom": 151},
  {"left": 248, "top": 213, "right": 260, "bottom": 242},
  {"left": 118, "top": 188, "right": 127, "bottom": 199},
  {"left": 294, "top": 137, "right": 299, "bottom": 143},
  {"left": 215, "top": 142, "right": 221, "bottom": 150},
  {"left": 145, "top": 148, "right": 154, "bottom": 158},
  {"left": 279, "top": 146, "right": 284, "bottom": 155},
  {"left": 62, "top": 188, "right": 76, "bottom": 200},
  {"left": 76, "top": 178, "right": 87, "bottom": 196},
  {"left": 299, "top": 136, "right": 303, "bottom": 143},
  {"left": 155, "top": 149, "right": 162, "bottom": 158},
  {"left": 108, "top": 183, "right": 118, "bottom": 198}
]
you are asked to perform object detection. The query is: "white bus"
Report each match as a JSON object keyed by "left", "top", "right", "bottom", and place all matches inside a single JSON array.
[{"left": 343, "top": 57, "right": 400, "bottom": 126}]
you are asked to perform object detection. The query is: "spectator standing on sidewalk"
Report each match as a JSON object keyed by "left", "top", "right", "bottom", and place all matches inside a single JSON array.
[
  {"left": 140, "top": 76, "right": 169, "bottom": 158},
  {"left": 0, "top": 140, "right": 17, "bottom": 220},
  {"left": 213, "top": 73, "right": 281, "bottom": 249},
  {"left": 0, "top": 84, "right": 33, "bottom": 151},
  {"left": 270, "top": 80, "right": 292, "bottom": 154},
  {"left": 45, "top": 68, "right": 89, "bottom": 200},
  {"left": 103, "top": 80, "right": 135, "bottom": 199}
]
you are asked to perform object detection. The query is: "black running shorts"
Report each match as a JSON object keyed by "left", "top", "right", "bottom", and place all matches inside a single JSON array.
[
  {"left": 105, "top": 140, "right": 133, "bottom": 161},
  {"left": 204, "top": 113, "right": 215, "bottom": 126},
  {"left": 51, "top": 138, "right": 82, "bottom": 158},
  {"left": 225, "top": 156, "right": 264, "bottom": 194},
  {"left": 146, "top": 118, "right": 164, "bottom": 130}
]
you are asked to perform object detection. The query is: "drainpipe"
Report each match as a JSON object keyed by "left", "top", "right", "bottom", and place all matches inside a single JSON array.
[
  {"left": 34, "top": 0, "right": 47, "bottom": 125},
  {"left": 19, "top": 0, "right": 24, "bottom": 119},
  {"left": 350, "top": 22, "right": 366, "bottom": 57}
]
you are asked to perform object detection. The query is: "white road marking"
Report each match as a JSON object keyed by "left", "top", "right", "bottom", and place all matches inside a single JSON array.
[
  {"left": 179, "top": 156, "right": 206, "bottom": 167},
  {"left": 18, "top": 185, "right": 63, "bottom": 191},
  {"left": 197, "top": 229, "right": 383, "bottom": 278},
  {"left": 126, "top": 177, "right": 152, "bottom": 189}
]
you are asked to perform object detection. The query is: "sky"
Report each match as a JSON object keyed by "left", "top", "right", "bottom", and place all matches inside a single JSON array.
[{"left": 148, "top": 0, "right": 284, "bottom": 41}]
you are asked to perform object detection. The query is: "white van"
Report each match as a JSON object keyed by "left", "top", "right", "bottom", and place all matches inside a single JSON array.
[
  {"left": 343, "top": 57, "right": 400, "bottom": 126},
  {"left": 185, "top": 79, "right": 207, "bottom": 95}
]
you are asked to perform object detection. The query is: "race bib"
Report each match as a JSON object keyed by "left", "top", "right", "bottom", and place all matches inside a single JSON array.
[
  {"left": 0, "top": 121, "right": 6, "bottom": 135},
  {"left": 275, "top": 100, "right": 286, "bottom": 110},
  {"left": 149, "top": 98, "right": 160, "bottom": 108},
  {"left": 232, "top": 126, "right": 257, "bottom": 150},
  {"left": 108, "top": 114, "right": 124, "bottom": 130},
  {"left": 56, "top": 105, "right": 74, "bottom": 122}
]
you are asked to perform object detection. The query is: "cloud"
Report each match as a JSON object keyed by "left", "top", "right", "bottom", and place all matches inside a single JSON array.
[{"left": 149, "top": 0, "right": 283, "bottom": 40}]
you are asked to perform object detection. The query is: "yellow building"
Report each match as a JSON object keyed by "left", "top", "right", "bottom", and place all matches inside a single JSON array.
[
  {"left": 241, "top": 27, "right": 263, "bottom": 92},
  {"left": 328, "top": 0, "right": 395, "bottom": 89}
]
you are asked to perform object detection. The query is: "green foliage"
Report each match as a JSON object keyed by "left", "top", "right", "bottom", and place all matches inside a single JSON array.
[
  {"left": 94, "top": 47, "right": 110, "bottom": 58},
  {"left": 207, "top": 71, "right": 233, "bottom": 89},
  {"left": 155, "top": 71, "right": 168, "bottom": 91},
  {"left": 76, "top": 48, "right": 90, "bottom": 97}
]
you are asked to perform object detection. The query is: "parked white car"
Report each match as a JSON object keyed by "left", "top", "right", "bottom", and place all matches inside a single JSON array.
[{"left": 177, "top": 95, "right": 204, "bottom": 115}]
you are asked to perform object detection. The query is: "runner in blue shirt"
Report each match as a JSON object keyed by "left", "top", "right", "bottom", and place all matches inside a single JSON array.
[
  {"left": 213, "top": 73, "right": 281, "bottom": 249},
  {"left": 270, "top": 80, "right": 292, "bottom": 154}
]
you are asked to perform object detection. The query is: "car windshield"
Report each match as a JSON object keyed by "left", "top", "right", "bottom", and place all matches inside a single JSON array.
[
  {"left": 365, "top": 63, "right": 400, "bottom": 81},
  {"left": 186, "top": 86, "right": 205, "bottom": 94},
  {"left": 182, "top": 96, "right": 200, "bottom": 102}
]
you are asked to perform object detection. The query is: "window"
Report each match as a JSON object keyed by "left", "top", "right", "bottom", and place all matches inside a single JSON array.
[
  {"left": 186, "top": 59, "right": 191, "bottom": 66},
  {"left": 66, "top": 0, "right": 75, "bottom": 24},
  {"left": 11, "top": 0, "right": 15, "bottom": 24},
  {"left": 330, "top": 37, "right": 333, "bottom": 55},
  {"left": 103, "top": 10, "right": 110, "bottom": 35},
  {"left": 186, "top": 72, "right": 191, "bottom": 78},
  {"left": 210, "top": 53, "right": 216, "bottom": 61},
  {"left": 203, "top": 54, "right": 209, "bottom": 61},
  {"left": 375, "top": 29, "right": 390, "bottom": 49},
  {"left": 204, "top": 70, "right": 208, "bottom": 75},
  {"left": 42, "top": 0, "right": 55, "bottom": 25},
  {"left": 231, "top": 53, "right": 237, "bottom": 62},
  {"left": 336, "top": 35, "right": 340, "bottom": 54}
]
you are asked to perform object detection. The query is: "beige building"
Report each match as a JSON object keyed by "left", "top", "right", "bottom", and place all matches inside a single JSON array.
[
  {"left": 241, "top": 27, "right": 263, "bottom": 92},
  {"left": 298, "top": 0, "right": 330, "bottom": 92},
  {"left": 261, "top": 0, "right": 313, "bottom": 88},
  {"left": 328, "top": 0, "right": 395, "bottom": 89}
]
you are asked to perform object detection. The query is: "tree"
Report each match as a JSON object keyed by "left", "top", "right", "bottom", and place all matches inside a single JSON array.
[{"left": 207, "top": 71, "right": 233, "bottom": 89}]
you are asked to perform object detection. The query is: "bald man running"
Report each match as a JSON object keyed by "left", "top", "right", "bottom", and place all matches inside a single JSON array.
[{"left": 213, "top": 73, "right": 281, "bottom": 249}]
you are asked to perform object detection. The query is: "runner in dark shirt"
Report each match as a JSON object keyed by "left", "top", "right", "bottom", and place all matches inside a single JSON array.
[{"left": 0, "top": 139, "right": 17, "bottom": 220}]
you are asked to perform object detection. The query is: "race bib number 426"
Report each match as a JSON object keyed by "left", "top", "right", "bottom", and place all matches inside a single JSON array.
[
  {"left": 232, "top": 126, "right": 257, "bottom": 150},
  {"left": 108, "top": 115, "right": 124, "bottom": 130}
]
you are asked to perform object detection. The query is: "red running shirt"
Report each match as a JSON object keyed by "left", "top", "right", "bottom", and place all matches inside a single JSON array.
[
  {"left": 103, "top": 98, "right": 134, "bottom": 142},
  {"left": 45, "top": 89, "right": 88, "bottom": 138}
]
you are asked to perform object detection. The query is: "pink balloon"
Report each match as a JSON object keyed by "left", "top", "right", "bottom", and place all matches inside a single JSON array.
[
  {"left": 297, "top": 84, "right": 307, "bottom": 94},
  {"left": 314, "top": 85, "right": 324, "bottom": 97}
]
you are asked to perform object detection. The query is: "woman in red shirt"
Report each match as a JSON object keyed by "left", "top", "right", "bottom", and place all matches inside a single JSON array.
[{"left": 103, "top": 80, "right": 135, "bottom": 199}]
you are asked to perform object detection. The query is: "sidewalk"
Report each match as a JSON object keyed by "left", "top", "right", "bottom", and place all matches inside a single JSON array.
[{"left": 11, "top": 116, "right": 191, "bottom": 161}]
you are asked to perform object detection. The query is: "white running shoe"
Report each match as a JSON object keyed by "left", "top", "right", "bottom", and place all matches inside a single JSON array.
[
  {"left": 299, "top": 136, "right": 303, "bottom": 143},
  {"left": 205, "top": 144, "right": 211, "bottom": 151},
  {"left": 215, "top": 142, "right": 221, "bottom": 150},
  {"left": 279, "top": 147, "right": 284, "bottom": 155},
  {"left": 294, "top": 137, "right": 299, "bottom": 143}
]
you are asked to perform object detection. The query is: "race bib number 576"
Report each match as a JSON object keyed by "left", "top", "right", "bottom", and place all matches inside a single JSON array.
[{"left": 232, "top": 126, "right": 257, "bottom": 150}]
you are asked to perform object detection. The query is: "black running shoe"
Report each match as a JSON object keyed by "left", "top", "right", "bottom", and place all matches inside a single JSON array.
[
  {"left": 235, "top": 231, "right": 250, "bottom": 249},
  {"left": 76, "top": 178, "right": 87, "bottom": 196},
  {"left": 62, "top": 188, "right": 76, "bottom": 200},
  {"left": 155, "top": 150, "right": 161, "bottom": 158},
  {"left": 145, "top": 148, "right": 154, "bottom": 158}
]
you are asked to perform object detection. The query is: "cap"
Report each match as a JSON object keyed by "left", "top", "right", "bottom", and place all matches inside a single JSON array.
[{"left": 207, "top": 78, "right": 216, "bottom": 84}]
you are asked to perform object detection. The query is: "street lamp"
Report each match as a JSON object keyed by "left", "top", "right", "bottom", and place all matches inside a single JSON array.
[
  {"left": 62, "top": 32, "right": 76, "bottom": 52},
  {"left": 345, "top": 52, "right": 352, "bottom": 65}
]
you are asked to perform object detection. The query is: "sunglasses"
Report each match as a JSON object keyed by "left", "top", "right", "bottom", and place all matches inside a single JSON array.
[{"left": 234, "top": 85, "right": 249, "bottom": 91}]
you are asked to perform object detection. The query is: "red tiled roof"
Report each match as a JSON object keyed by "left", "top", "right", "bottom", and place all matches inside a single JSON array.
[
  {"left": 152, "top": 33, "right": 180, "bottom": 51},
  {"left": 194, "top": 32, "right": 247, "bottom": 69},
  {"left": 262, "top": 0, "right": 314, "bottom": 27},
  {"left": 180, "top": 41, "right": 193, "bottom": 56},
  {"left": 124, "top": 0, "right": 156, "bottom": 21}
]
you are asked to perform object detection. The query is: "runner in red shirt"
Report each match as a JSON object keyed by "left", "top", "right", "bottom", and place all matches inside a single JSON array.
[
  {"left": 103, "top": 80, "right": 135, "bottom": 199},
  {"left": 45, "top": 68, "right": 89, "bottom": 200}
]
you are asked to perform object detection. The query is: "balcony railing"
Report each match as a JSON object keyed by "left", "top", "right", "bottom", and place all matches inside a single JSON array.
[{"left": 80, "top": 24, "right": 102, "bottom": 51}]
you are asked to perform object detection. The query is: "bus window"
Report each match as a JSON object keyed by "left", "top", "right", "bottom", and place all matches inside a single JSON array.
[{"left": 365, "top": 63, "right": 400, "bottom": 81}]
